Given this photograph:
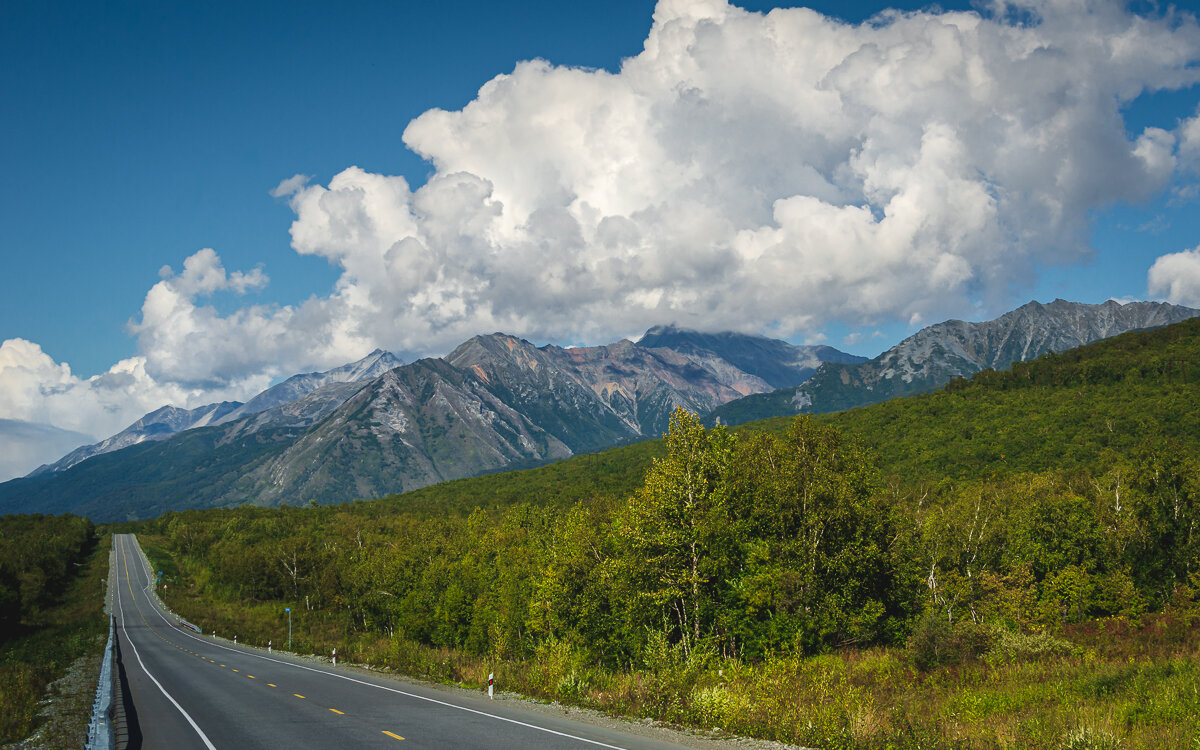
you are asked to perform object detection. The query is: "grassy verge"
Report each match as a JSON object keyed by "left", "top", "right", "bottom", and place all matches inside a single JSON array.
[
  {"left": 0, "top": 534, "right": 109, "bottom": 746},
  {"left": 141, "top": 532, "right": 1200, "bottom": 749}
]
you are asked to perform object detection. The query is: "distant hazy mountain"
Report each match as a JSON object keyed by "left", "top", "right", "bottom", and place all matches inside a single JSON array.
[
  {"left": 28, "top": 401, "right": 243, "bottom": 476},
  {"left": 707, "top": 299, "right": 1200, "bottom": 425},
  {"left": 0, "top": 328, "right": 854, "bottom": 520},
  {"left": 637, "top": 325, "right": 867, "bottom": 391},
  {"left": 0, "top": 419, "right": 93, "bottom": 482},
  {"left": 450, "top": 334, "right": 737, "bottom": 448},
  {"left": 28, "top": 349, "right": 403, "bottom": 477}
]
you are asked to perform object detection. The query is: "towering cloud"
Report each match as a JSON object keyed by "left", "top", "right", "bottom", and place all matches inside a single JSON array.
[{"left": 274, "top": 0, "right": 1199, "bottom": 353}]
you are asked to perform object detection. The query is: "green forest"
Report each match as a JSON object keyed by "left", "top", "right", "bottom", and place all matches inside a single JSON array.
[{"left": 121, "top": 320, "right": 1200, "bottom": 749}]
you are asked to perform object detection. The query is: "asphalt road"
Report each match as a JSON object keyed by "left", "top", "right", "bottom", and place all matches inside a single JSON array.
[{"left": 110, "top": 533, "right": 701, "bottom": 750}]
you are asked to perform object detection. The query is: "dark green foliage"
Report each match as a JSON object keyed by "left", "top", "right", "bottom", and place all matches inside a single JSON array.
[
  {"left": 1128, "top": 439, "right": 1200, "bottom": 606},
  {"left": 704, "top": 387, "right": 798, "bottom": 427},
  {"left": 378, "top": 437, "right": 665, "bottom": 515},
  {"left": 0, "top": 514, "right": 96, "bottom": 641},
  {"left": 0, "top": 518, "right": 106, "bottom": 744},
  {"left": 726, "top": 418, "right": 900, "bottom": 654},
  {"left": 611, "top": 410, "right": 739, "bottom": 658},
  {"left": 133, "top": 413, "right": 909, "bottom": 670},
  {"left": 907, "top": 613, "right": 993, "bottom": 671}
]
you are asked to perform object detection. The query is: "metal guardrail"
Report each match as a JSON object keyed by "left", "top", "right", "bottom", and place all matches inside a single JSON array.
[
  {"left": 85, "top": 615, "right": 117, "bottom": 750},
  {"left": 178, "top": 617, "right": 202, "bottom": 633}
]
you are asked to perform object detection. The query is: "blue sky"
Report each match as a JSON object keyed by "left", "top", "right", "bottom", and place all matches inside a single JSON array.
[{"left": 2, "top": 0, "right": 1200, "bottom": 474}]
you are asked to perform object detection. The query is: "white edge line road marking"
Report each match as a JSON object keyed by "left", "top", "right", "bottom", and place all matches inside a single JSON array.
[
  {"left": 125, "top": 534, "right": 628, "bottom": 750},
  {"left": 117, "top": 537, "right": 218, "bottom": 750}
]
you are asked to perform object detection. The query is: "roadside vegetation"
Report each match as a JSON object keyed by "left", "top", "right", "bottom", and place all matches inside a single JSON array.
[{"left": 0, "top": 515, "right": 107, "bottom": 745}]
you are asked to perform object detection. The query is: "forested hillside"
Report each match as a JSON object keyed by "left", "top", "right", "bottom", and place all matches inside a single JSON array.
[
  {"left": 120, "top": 319, "right": 1200, "bottom": 748},
  {"left": 381, "top": 318, "right": 1200, "bottom": 512},
  {"left": 818, "top": 315, "right": 1200, "bottom": 480}
]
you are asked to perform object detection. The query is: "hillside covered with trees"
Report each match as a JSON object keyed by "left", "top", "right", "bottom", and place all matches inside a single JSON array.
[{"left": 114, "top": 319, "right": 1200, "bottom": 748}]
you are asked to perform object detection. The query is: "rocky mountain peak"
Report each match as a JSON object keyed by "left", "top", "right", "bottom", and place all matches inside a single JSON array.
[
  {"left": 28, "top": 400, "right": 244, "bottom": 476},
  {"left": 791, "top": 298, "right": 1200, "bottom": 415}
]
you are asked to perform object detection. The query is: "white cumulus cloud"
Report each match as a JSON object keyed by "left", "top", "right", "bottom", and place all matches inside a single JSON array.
[
  {"left": 271, "top": 0, "right": 1200, "bottom": 356},
  {"left": 128, "top": 247, "right": 374, "bottom": 386},
  {"left": 1148, "top": 247, "right": 1200, "bottom": 307},
  {"left": 0, "top": 338, "right": 262, "bottom": 452}
]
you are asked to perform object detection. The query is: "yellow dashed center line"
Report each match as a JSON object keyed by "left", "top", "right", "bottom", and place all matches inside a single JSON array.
[
  {"left": 382, "top": 731, "right": 405, "bottom": 741},
  {"left": 118, "top": 539, "right": 365, "bottom": 739}
]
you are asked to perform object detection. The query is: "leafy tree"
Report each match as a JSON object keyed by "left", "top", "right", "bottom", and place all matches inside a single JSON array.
[
  {"left": 1130, "top": 439, "right": 1200, "bottom": 605},
  {"left": 613, "top": 408, "right": 737, "bottom": 657},
  {"left": 730, "top": 417, "right": 900, "bottom": 654}
]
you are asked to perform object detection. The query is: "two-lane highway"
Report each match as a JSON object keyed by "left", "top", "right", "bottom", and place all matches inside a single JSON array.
[{"left": 111, "top": 534, "right": 702, "bottom": 749}]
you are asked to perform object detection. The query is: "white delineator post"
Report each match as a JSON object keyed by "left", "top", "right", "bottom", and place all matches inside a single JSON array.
[
  {"left": 488, "top": 672, "right": 494, "bottom": 699},
  {"left": 268, "top": 640, "right": 272, "bottom": 653},
  {"left": 233, "top": 635, "right": 237, "bottom": 644},
  {"left": 332, "top": 648, "right": 337, "bottom": 666}
]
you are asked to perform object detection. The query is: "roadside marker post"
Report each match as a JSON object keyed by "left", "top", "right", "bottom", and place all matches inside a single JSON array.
[
  {"left": 488, "top": 672, "right": 494, "bottom": 699},
  {"left": 268, "top": 640, "right": 272, "bottom": 653},
  {"left": 332, "top": 648, "right": 337, "bottom": 666},
  {"left": 286, "top": 608, "right": 292, "bottom": 650}
]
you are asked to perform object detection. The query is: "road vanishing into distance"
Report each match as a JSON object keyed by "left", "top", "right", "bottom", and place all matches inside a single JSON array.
[{"left": 111, "top": 533, "right": 700, "bottom": 750}]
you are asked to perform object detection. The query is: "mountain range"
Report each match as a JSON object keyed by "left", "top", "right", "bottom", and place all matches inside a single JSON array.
[
  {"left": 706, "top": 299, "right": 1200, "bottom": 425},
  {"left": 2, "top": 299, "right": 1195, "bottom": 521},
  {"left": 0, "top": 326, "right": 854, "bottom": 520},
  {"left": 29, "top": 349, "right": 404, "bottom": 476}
]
